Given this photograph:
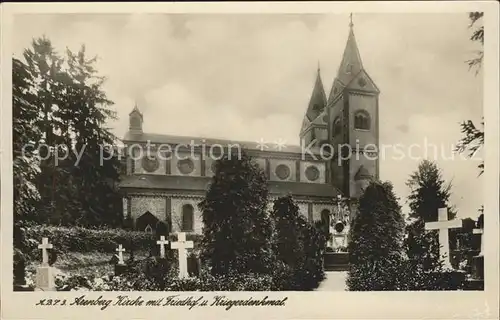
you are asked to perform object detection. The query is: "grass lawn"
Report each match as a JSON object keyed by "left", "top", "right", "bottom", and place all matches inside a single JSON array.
[{"left": 27, "top": 250, "right": 150, "bottom": 278}]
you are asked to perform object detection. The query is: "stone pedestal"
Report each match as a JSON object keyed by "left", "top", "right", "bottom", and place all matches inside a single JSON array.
[
  {"left": 35, "top": 266, "right": 55, "bottom": 291},
  {"left": 114, "top": 263, "right": 128, "bottom": 276},
  {"left": 471, "top": 255, "right": 484, "bottom": 280},
  {"left": 323, "top": 252, "right": 349, "bottom": 271}
]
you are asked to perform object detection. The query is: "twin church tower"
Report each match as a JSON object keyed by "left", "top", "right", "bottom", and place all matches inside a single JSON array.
[
  {"left": 122, "top": 16, "right": 380, "bottom": 233},
  {"left": 299, "top": 16, "right": 380, "bottom": 199}
]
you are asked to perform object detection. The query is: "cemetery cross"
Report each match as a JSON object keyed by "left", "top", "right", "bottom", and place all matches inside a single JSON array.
[
  {"left": 156, "top": 235, "right": 169, "bottom": 259},
  {"left": 170, "top": 232, "right": 194, "bottom": 279},
  {"left": 425, "top": 207, "right": 462, "bottom": 269},
  {"left": 38, "top": 237, "right": 53, "bottom": 267},
  {"left": 116, "top": 244, "right": 126, "bottom": 265}
]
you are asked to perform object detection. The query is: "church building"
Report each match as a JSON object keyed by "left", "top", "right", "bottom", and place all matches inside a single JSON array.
[{"left": 119, "top": 20, "right": 380, "bottom": 237}]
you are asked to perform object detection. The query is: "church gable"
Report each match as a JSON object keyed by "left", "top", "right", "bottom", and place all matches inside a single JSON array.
[{"left": 345, "top": 69, "right": 379, "bottom": 94}]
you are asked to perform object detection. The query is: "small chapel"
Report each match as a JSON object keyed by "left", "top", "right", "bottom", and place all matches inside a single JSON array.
[{"left": 119, "top": 18, "right": 380, "bottom": 250}]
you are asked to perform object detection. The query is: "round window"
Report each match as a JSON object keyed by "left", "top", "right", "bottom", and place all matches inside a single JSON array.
[
  {"left": 358, "top": 77, "right": 367, "bottom": 87},
  {"left": 142, "top": 156, "right": 159, "bottom": 173},
  {"left": 275, "top": 164, "right": 290, "bottom": 180},
  {"left": 305, "top": 165, "right": 320, "bottom": 181},
  {"left": 177, "top": 158, "right": 194, "bottom": 175}
]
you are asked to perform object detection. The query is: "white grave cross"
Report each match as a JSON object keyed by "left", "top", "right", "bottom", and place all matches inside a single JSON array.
[
  {"left": 425, "top": 208, "right": 462, "bottom": 269},
  {"left": 473, "top": 227, "right": 484, "bottom": 257},
  {"left": 170, "top": 232, "right": 194, "bottom": 279},
  {"left": 156, "top": 235, "right": 169, "bottom": 259},
  {"left": 38, "top": 238, "right": 53, "bottom": 266},
  {"left": 116, "top": 244, "right": 126, "bottom": 265}
]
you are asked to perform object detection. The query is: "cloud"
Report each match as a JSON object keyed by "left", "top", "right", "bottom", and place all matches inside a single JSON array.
[{"left": 12, "top": 13, "right": 484, "bottom": 218}]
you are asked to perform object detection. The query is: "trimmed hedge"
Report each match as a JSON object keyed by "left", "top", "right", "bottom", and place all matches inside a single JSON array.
[{"left": 22, "top": 223, "right": 203, "bottom": 262}]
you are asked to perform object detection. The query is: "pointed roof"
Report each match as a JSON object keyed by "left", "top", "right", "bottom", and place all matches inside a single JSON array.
[
  {"left": 129, "top": 102, "right": 143, "bottom": 118},
  {"left": 305, "top": 67, "right": 327, "bottom": 121},
  {"left": 354, "top": 165, "right": 372, "bottom": 181},
  {"left": 336, "top": 17, "right": 363, "bottom": 86}
]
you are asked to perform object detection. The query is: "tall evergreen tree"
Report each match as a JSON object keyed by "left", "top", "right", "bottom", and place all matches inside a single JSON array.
[
  {"left": 14, "top": 37, "right": 122, "bottom": 226},
  {"left": 199, "top": 152, "right": 274, "bottom": 275},
  {"left": 347, "top": 181, "right": 406, "bottom": 291},
  {"left": 405, "top": 160, "right": 456, "bottom": 271}
]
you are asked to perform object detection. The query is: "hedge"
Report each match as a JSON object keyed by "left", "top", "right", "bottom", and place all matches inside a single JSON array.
[{"left": 22, "top": 223, "right": 203, "bottom": 262}]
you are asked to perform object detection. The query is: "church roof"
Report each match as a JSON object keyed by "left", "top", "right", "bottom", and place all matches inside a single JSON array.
[
  {"left": 123, "top": 131, "right": 327, "bottom": 156},
  {"left": 354, "top": 165, "right": 372, "bottom": 181},
  {"left": 304, "top": 68, "right": 327, "bottom": 122},
  {"left": 129, "top": 103, "right": 143, "bottom": 117},
  {"left": 336, "top": 23, "right": 363, "bottom": 86},
  {"left": 120, "top": 174, "right": 340, "bottom": 199}
]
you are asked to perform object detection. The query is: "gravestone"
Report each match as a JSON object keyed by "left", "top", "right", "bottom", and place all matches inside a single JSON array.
[
  {"left": 13, "top": 248, "right": 33, "bottom": 291},
  {"left": 35, "top": 238, "right": 56, "bottom": 291},
  {"left": 156, "top": 235, "right": 169, "bottom": 259},
  {"left": 114, "top": 244, "right": 127, "bottom": 276},
  {"left": 170, "top": 232, "right": 194, "bottom": 279},
  {"left": 425, "top": 208, "right": 462, "bottom": 269},
  {"left": 468, "top": 226, "right": 484, "bottom": 290}
]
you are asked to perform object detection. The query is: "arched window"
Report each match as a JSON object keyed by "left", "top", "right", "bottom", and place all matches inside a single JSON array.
[
  {"left": 354, "top": 110, "right": 370, "bottom": 130},
  {"left": 333, "top": 117, "right": 342, "bottom": 136},
  {"left": 181, "top": 204, "right": 194, "bottom": 232}
]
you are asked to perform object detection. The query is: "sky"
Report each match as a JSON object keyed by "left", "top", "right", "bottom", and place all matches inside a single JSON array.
[{"left": 12, "top": 13, "right": 484, "bottom": 218}]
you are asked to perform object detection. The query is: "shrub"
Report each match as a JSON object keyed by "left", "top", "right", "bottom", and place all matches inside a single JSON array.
[
  {"left": 347, "top": 181, "right": 406, "bottom": 291},
  {"left": 23, "top": 223, "right": 203, "bottom": 264},
  {"left": 270, "top": 196, "right": 325, "bottom": 290},
  {"left": 199, "top": 153, "right": 274, "bottom": 275}
]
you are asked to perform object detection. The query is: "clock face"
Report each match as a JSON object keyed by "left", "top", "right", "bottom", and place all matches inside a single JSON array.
[
  {"left": 305, "top": 165, "right": 320, "bottom": 181},
  {"left": 142, "top": 156, "right": 160, "bottom": 173},
  {"left": 178, "top": 158, "right": 195, "bottom": 175},
  {"left": 275, "top": 164, "right": 291, "bottom": 180}
]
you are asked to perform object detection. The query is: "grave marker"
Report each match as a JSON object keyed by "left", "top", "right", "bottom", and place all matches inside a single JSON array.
[
  {"left": 116, "top": 244, "right": 126, "bottom": 265},
  {"left": 114, "top": 244, "right": 127, "bottom": 276},
  {"left": 170, "top": 232, "right": 194, "bottom": 279},
  {"left": 35, "top": 238, "right": 55, "bottom": 291},
  {"left": 156, "top": 235, "right": 169, "bottom": 259},
  {"left": 425, "top": 208, "right": 462, "bottom": 269},
  {"left": 473, "top": 227, "right": 484, "bottom": 256}
]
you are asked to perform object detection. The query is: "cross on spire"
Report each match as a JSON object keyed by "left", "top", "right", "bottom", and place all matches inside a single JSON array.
[{"left": 349, "top": 13, "right": 353, "bottom": 28}]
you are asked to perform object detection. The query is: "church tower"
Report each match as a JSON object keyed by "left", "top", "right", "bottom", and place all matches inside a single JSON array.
[
  {"left": 327, "top": 16, "right": 380, "bottom": 199},
  {"left": 300, "top": 65, "right": 328, "bottom": 148},
  {"left": 129, "top": 104, "right": 143, "bottom": 134}
]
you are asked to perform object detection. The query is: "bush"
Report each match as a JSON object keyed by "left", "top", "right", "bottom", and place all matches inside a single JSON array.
[
  {"left": 347, "top": 181, "right": 406, "bottom": 291},
  {"left": 23, "top": 223, "right": 203, "bottom": 264},
  {"left": 270, "top": 196, "right": 325, "bottom": 290},
  {"left": 199, "top": 153, "right": 274, "bottom": 276},
  {"left": 53, "top": 262, "right": 275, "bottom": 291}
]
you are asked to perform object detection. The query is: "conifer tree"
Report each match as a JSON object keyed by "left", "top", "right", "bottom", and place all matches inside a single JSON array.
[
  {"left": 15, "top": 37, "right": 122, "bottom": 226},
  {"left": 199, "top": 152, "right": 274, "bottom": 275},
  {"left": 405, "top": 160, "right": 456, "bottom": 271},
  {"left": 347, "top": 181, "right": 405, "bottom": 291}
]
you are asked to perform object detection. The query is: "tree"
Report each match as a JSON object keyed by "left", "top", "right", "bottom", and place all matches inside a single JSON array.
[
  {"left": 406, "top": 160, "right": 456, "bottom": 222},
  {"left": 12, "top": 57, "right": 42, "bottom": 222},
  {"left": 270, "top": 196, "right": 325, "bottom": 290},
  {"left": 456, "top": 12, "right": 484, "bottom": 175},
  {"left": 199, "top": 152, "right": 274, "bottom": 276},
  {"left": 347, "top": 181, "right": 406, "bottom": 291},
  {"left": 16, "top": 37, "right": 122, "bottom": 227},
  {"left": 405, "top": 160, "right": 456, "bottom": 272}
]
